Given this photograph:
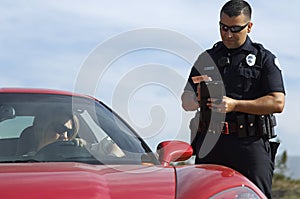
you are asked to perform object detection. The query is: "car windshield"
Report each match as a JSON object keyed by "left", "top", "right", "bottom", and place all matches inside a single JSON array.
[{"left": 0, "top": 93, "right": 159, "bottom": 165}]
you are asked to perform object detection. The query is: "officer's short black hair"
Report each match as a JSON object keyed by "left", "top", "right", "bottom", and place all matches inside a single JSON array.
[{"left": 220, "top": 0, "right": 252, "bottom": 20}]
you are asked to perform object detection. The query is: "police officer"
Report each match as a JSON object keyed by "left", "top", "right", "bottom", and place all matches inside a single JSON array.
[{"left": 181, "top": 1, "right": 285, "bottom": 198}]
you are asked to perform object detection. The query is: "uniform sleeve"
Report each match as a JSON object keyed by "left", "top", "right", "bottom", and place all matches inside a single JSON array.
[
  {"left": 184, "top": 66, "right": 200, "bottom": 93},
  {"left": 184, "top": 50, "right": 217, "bottom": 93},
  {"left": 262, "top": 51, "right": 286, "bottom": 95},
  {"left": 183, "top": 54, "right": 204, "bottom": 93}
]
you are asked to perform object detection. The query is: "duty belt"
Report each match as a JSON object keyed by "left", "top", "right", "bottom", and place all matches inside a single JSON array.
[
  {"left": 199, "top": 114, "right": 277, "bottom": 139},
  {"left": 200, "top": 121, "right": 237, "bottom": 134},
  {"left": 201, "top": 121, "right": 250, "bottom": 137}
]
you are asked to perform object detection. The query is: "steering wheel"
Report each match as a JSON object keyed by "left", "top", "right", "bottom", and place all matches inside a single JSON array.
[{"left": 34, "top": 140, "right": 90, "bottom": 161}]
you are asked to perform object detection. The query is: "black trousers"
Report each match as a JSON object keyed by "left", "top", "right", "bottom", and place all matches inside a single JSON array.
[{"left": 195, "top": 133, "right": 274, "bottom": 199}]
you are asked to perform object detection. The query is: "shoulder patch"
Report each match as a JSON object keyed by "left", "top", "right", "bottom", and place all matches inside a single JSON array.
[{"left": 274, "top": 57, "right": 282, "bottom": 70}]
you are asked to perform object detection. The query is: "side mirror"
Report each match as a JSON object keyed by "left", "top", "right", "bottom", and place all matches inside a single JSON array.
[{"left": 156, "top": 141, "right": 193, "bottom": 166}]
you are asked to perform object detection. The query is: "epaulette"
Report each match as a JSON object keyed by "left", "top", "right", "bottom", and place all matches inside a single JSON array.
[
  {"left": 207, "top": 41, "right": 223, "bottom": 55},
  {"left": 252, "top": 42, "right": 265, "bottom": 51},
  {"left": 252, "top": 42, "right": 266, "bottom": 68}
]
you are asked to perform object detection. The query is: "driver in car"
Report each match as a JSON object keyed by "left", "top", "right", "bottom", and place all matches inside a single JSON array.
[
  {"left": 33, "top": 108, "right": 85, "bottom": 152},
  {"left": 33, "top": 108, "right": 124, "bottom": 158}
]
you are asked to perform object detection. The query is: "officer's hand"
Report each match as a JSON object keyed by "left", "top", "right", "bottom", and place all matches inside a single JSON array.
[{"left": 207, "top": 96, "right": 237, "bottom": 113}]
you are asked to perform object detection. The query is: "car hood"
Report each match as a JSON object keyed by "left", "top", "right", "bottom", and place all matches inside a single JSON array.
[{"left": 0, "top": 162, "right": 176, "bottom": 199}]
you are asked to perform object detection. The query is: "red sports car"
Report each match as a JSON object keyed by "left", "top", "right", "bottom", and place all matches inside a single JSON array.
[{"left": 0, "top": 88, "right": 266, "bottom": 199}]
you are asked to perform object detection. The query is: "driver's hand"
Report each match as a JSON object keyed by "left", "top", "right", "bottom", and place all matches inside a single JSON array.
[
  {"left": 72, "top": 138, "right": 87, "bottom": 147},
  {"left": 100, "top": 136, "right": 125, "bottom": 158}
]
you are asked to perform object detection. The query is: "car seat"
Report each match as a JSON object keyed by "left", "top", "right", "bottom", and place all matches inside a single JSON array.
[{"left": 16, "top": 126, "right": 38, "bottom": 155}]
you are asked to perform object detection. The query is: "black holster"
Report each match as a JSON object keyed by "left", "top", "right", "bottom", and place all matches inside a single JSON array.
[
  {"left": 257, "top": 114, "right": 277, "bottom": 139},
  {"left": 270, "top": 141, "right": 280, "bottom": 163}
]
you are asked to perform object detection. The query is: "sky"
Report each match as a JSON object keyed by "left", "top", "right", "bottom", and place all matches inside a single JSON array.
[{"left": 1, "top": 0, "right": 300, "bottom": 156}]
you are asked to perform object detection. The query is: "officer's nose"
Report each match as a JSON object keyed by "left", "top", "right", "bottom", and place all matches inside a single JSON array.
[{"left": 225, "top": 30, "right": 233, "bottom": 38}]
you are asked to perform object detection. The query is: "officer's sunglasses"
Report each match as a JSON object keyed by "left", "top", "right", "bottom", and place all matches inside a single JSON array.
[{"left": 219, "top": 21, "right": 249, "bottom": 33}]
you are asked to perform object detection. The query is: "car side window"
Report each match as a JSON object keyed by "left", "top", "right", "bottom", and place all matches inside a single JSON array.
[{"left": 0, "top": 116, "right": 34, "bottom": 139}]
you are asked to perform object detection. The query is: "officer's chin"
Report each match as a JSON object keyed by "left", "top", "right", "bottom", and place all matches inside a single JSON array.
[{"left": 223, "top": 41, "right": 238, "bottom": 49}]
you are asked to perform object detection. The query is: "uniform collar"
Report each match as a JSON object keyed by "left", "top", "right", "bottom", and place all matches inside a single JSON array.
[
  {"left": 240, "top": 36, "right": 255, "bottom": 52},
  {"left": 222, "top": 36, "right": 255, "bottom": 54}
]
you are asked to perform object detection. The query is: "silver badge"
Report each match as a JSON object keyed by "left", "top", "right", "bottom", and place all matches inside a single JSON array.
[{"left": 246, "top": 54, "right": 256, "bottom": 66}]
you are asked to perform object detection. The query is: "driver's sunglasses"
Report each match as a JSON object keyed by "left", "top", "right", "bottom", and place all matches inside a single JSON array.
[
  {"left": 52, "top": 122, "right": 74, "bottom": 136},
  {"left": 219, "top": 22, "right": 249, "bottom": 33}
]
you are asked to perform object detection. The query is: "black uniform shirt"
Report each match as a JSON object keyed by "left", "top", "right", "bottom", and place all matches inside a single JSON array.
[{"left": 184, "top": 36, "right": 285, "bottom": 121}]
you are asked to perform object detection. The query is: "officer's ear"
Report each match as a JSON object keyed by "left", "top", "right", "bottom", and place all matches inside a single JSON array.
[{"left": 247, "top": 22, "right": 253, "bottom": 33}]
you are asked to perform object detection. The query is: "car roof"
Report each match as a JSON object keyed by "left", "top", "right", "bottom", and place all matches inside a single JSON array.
[{"left": 0, "top": 88, "right": 97, "bottom": 101}]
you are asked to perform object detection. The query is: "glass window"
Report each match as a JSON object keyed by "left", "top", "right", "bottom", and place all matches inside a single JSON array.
[{"left": 0, "top": 116, "right": 34, "bottom": 139}]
